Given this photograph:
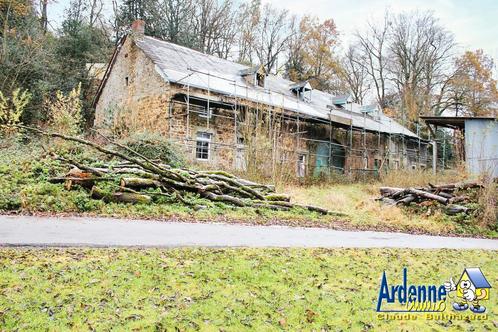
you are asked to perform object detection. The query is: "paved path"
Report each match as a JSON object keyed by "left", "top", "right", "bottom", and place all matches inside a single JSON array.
[{"left": 0, "top": 215, "right": 497, "bottom": 249}]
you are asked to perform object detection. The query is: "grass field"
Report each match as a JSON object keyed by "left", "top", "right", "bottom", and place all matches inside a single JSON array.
[{"left": 0, "top": 248, "right": 496, "bottom": 331}]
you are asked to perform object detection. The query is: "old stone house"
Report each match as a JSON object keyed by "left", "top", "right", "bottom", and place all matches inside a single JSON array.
[{"left": 94, "top": 20, "right": 430, "bottom": 177}]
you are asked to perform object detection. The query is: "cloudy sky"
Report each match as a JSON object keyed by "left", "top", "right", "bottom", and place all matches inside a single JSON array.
[
  {"left": 265, "top": 0, "right": 498, "bottom": 60},
  {"left": 48, "top": 0, "right": 498, "bottom": 68}
]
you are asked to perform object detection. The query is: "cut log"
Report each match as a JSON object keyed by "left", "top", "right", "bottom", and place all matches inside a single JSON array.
[
  {"left": 429, "top": 181, "right": 483, "bottom": 190},
  {"left": 379, "top": 187, "right": 404, "bottom": 196},
  {"left": 446, "top": 204, "right": 469, "bottom": 215},
  {"left": 395, "top": 194, "right": 415, "bottom": 205},
  {"left": 449, "top": 195, "right": 469, "bottom": 204},
  {"left": 91, "top": 186, "right": 152, "bottom": 204},
  {"left": 436, "top": 191, "right": 454, "bottom": 199},
  {"left": 406, "top": 188, "right": 449, "bottom": 205},
  {"left": 15, "top": 125, "right": 338, "bottom": 215},
  {"left": 263, "top": 194, "right": 290, "bottom": 202},
  {"left": 120, "top": 177, "right": 162, "bottom": 189}
]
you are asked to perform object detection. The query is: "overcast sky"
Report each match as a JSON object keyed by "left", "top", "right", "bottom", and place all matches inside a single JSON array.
[
  {"left": 48, "top": 0, "right": 498, "bottom": 70},
  {"left": 265, "top": 0, "right": 498, "bottom": 61}
]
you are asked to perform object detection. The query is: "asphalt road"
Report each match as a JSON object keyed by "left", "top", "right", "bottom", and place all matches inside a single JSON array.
[{"left": 0, "top": 215, "right": 497, "bottom": 249}]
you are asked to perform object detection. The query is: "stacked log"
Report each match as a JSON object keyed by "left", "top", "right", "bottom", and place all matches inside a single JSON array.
[
  {"left": 378, "top": 181, "right": 483, "bottom": 215},
  {"left": 24, "top": 126, "right": 345, "bottom": 216}
]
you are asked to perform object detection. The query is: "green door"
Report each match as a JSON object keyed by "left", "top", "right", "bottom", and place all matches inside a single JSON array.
[
  {"left": 314, "top": 143, "right": 330, "bottom": 176},
  {"left": 331, "top": 143, "right": 346, "bottom": 172},
  {"left": 314, "top": 142, "right": 345, "bottom": 176}
]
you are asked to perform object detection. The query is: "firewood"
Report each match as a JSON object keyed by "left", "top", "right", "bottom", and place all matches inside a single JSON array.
[
  {"left": 120, "top": 177, "right": 162, "bottom": 189},
  {"left": 91, "top": 186, "right": 152, "bottom": 204},
  {"left": 14, "top": 125, "right": 349, "bottom": 217},
  {"left": 445, "top": 204, "right": 469, "bottom": 215},
  {"left": 378, "top": 181, "right": 482, "bottom": 216},
  {"left": 395, "top": 194, "right": 415, "bottom": 205},
  {"left": 406, "top": 188, "right": 449, "bottom": 204}
]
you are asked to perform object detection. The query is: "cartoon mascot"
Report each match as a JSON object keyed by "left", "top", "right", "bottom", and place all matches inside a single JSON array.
[{"left": 444, "top": 267, "right": 491, "bottom": 313}]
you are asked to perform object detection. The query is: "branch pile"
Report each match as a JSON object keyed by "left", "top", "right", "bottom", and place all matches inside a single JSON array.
[
  {"left": 378, "top": 181, "right": 483, "bottom": 215},
  {"left": 18, "top": 126, "right": 343, "bottom": 216}
]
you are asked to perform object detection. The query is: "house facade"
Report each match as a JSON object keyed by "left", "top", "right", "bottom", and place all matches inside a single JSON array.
[{"left": 94, "top": 20, "right": 430, "bottom": 177}]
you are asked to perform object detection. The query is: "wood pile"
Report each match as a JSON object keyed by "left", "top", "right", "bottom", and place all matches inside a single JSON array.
[
  {"left": 378, "top": 181, "right": 483, "bottom": 215},
  {"left": 18, "top": 125, "right": 343, "bottom": 216}
]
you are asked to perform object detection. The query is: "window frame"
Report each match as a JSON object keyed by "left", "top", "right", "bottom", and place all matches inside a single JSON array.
[
  {"left": 297, "top": 154, "right": 307, "bottom": 177},
  {"left": 196, "top": 132, "right": 212, "bottom": 161}
]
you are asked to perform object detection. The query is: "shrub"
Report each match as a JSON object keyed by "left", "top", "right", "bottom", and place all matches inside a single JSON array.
[
  {"left": 476, "top": 177, "right": 497, "bottom": 229},
  {"left": 119, "top": 131, "right": 186, "bottom": 167},
  {"left": 0, "top": 88, "right": 31, "bottom": 137},
  {"left": 46, "top": 84, "right": 83, "bottom": 135}
]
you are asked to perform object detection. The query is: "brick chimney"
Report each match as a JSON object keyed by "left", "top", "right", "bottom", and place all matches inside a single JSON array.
[{"left": 131, "top": 19, "right": 145, "bottom": 38}]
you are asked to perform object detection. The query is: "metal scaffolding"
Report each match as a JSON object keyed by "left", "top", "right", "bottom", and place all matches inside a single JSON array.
[{"left": 168, "top": 68, "right": 432, "bottom": 178}]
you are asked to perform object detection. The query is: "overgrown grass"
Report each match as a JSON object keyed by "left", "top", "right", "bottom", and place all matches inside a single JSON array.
[
  {"left": 1, "top": 140, "right": 496, "bottom": 237},
  {"left": 378, "top": 168, "right": 469, "bottom": 188},
  {"left": 0, "top": 141, "right": 334, "bottom": 226},
  {"left": 0, "top": 248, "right": 496, "bottom": 331},
  {"left": 284, "top": 182, "right": 497, "bottom": 237}
]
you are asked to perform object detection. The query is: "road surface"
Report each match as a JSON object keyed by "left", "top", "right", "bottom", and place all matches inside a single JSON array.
[{"left": 0, "top": 215, "right": 497, "bottom": 249}]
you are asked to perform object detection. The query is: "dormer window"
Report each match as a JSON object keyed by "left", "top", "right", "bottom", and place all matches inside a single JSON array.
[
  {"left": 240, "top": 65, "right": 266, "bottom": 88},
  {"left": 256, "top": 72, "right": 265, "bottom": 88},
  {"left": 360, "top": 104, "right": 379, "bottom": 119},
  {"left": 331, "top": 94, "right": 352, "bottom": 109},
  {"left": 290, "top": 81, "right": 312, "bottom": 102}
]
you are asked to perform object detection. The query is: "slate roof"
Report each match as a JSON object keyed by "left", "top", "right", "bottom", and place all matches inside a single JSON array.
[
  {"left": 133, "top": 35, "right": 419, "bottom": 138},
  {"left": 461, "top": 268, "right": 492, "bottom": 288}
]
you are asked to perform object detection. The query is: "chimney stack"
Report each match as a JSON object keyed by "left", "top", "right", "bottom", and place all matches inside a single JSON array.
[{"left": 131, "top": 20, "right": 145, "bottom": 38}]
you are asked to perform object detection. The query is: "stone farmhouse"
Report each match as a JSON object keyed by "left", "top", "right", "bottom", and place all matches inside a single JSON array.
[{"left": 94, "top": 20, "right": 430, "bottom": 177}]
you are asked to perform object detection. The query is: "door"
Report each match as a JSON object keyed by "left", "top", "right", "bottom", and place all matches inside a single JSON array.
[{"left": 314, "top": 142, "right": 345, "bottom": 176}]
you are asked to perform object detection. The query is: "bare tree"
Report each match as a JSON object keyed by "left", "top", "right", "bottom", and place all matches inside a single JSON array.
[
  {"left": 146, "top": 0, "right": 195, "bottom": 45},
  {"left": 190, "top": 0, "right": 237, "bottom": 57},
  {"left": 388, "top": 11, "right": 455, "bottom": 120},
  {"left": 253, "top": 3, "right": 291, "bottom": 73},
  {"left": 88, "top": 0, "right": 104, "bottom": 27},
  {"left": 340, "top": 45, "right": 369, "bottom": 104},
  {"left": 237, "top": 0, "right": 260, "bottom": 65},
  {"left": 355, "top": 12, "right": 390, "bottom": 109},
  {"left": 284, "top": 15, "right": 305, "bottom": 81}
]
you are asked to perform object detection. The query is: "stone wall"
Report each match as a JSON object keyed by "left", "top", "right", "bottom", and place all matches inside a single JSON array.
[
  {"left": 94, "top": 36, "right": 428, "bottom": 176},
  {"left": 94, "top": 36, "right": 171, "bottom": 135}
]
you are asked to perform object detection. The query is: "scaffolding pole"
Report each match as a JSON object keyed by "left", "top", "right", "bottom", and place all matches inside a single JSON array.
[{"left": 165, "top": 67, "right": 426, "bottom": 176}]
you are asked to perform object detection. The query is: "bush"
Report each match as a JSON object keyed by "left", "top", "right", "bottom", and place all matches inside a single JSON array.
[
  {"left": 46, "top": 84, "right": 83, "bottom": 135},
  {"left": 119, "top": 131, "right": 185, "bottom": 167},
  {"left": 0, "top": 88, "right": 31, "bottom": 137}
]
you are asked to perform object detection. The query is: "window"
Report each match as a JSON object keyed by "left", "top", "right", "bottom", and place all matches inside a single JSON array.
[
  {"left": 199, "top": 106, "right": 213, "bottom": 119},
  {"left": 196, "top": 132, "right": 212, "bottom": 160},
  {"left": 297, "top": 154, "right": 306, "bottom": 177},
  {"left": 256, "top": 72, "right": 265, "bottom": 88},
  {"left": 125, "top": 76, "right": 129, "bottom": 86},
  {"left": 363, "top": 156, "right": 369, "bottom": 169},
  {"left": 374, "top": 159, "right": 382, "bottom": 170},
  {"left": 394, "top": 160, "right": 400, "bottom": 169}
]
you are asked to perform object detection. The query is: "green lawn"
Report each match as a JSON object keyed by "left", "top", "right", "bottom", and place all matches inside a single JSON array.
[{"left": 0, "top": 248, "right": 496, "bottom": 331}]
